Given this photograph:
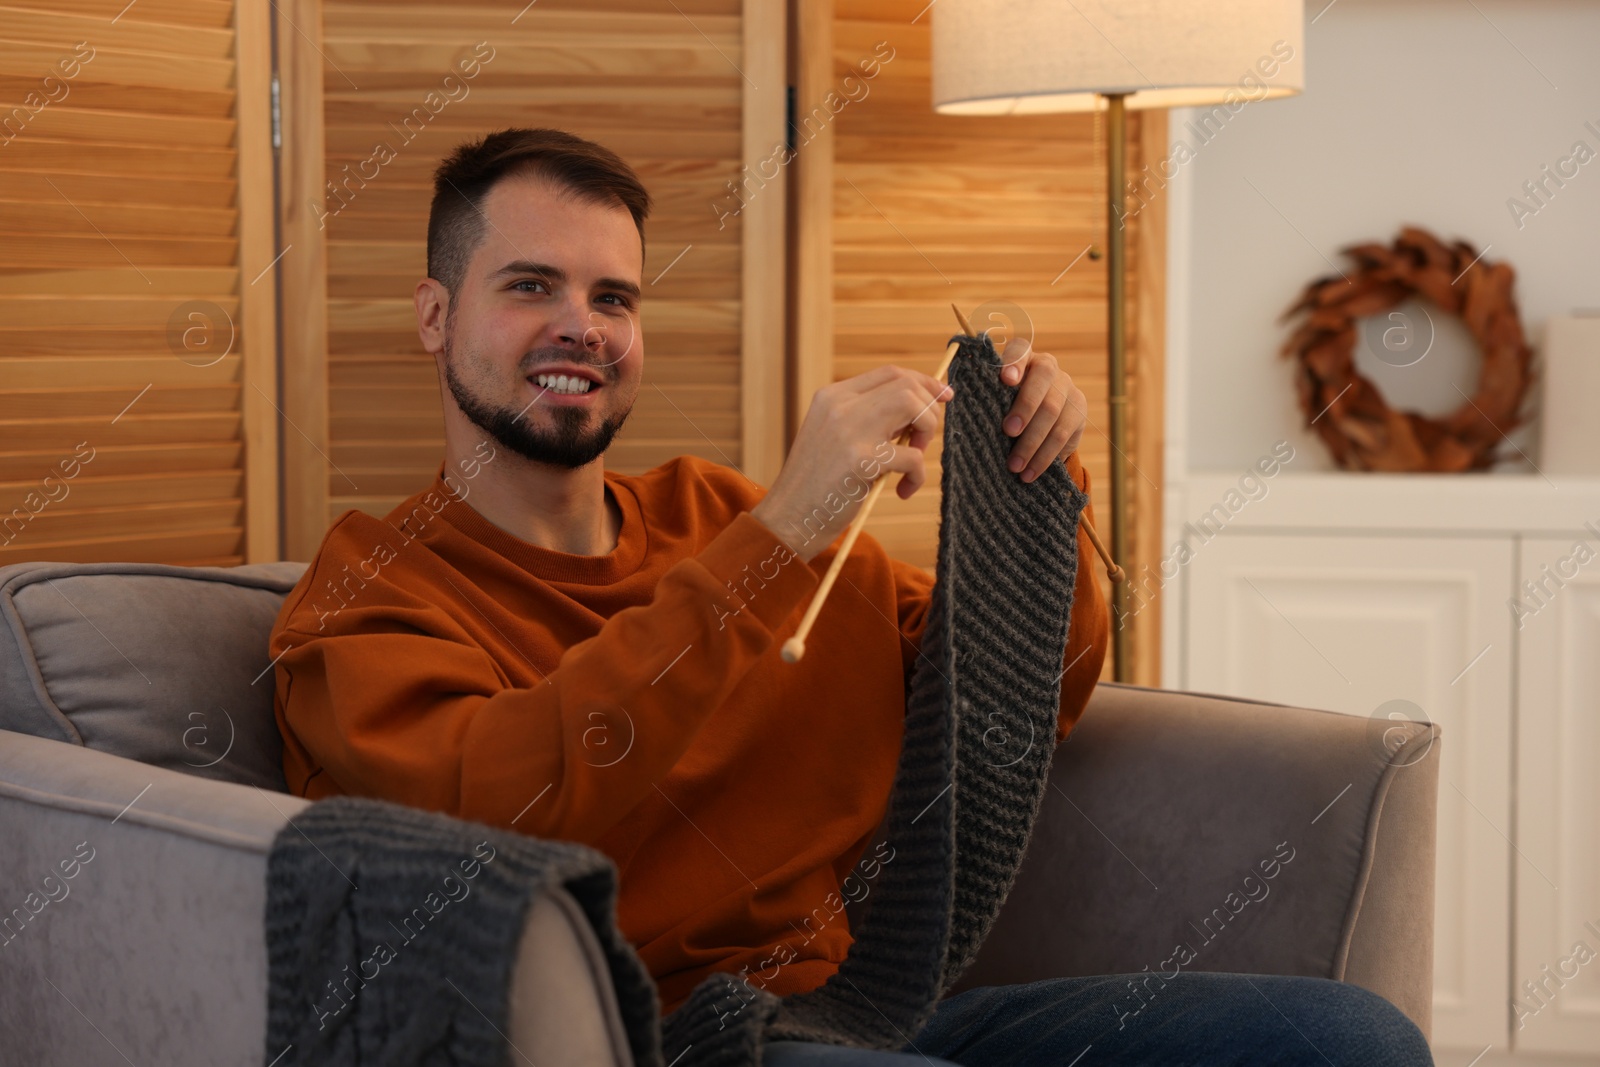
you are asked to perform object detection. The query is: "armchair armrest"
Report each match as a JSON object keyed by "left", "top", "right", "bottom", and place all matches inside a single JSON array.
[
  {"left": 0, "top": 731, "right": 636, "bottom": 1066},
  {"left": 951, "top": 682, "right": 1440, "bottom": 1042}
]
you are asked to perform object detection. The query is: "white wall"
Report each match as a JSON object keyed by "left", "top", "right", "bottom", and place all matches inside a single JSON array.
[{"left": 1172, "top": 0, "right": 1600, "bottom": 475}]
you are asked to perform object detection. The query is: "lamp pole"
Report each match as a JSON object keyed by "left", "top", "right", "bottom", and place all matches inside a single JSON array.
[{"left": 1104, "top": 91, "right": 1131, "bottom": 682}]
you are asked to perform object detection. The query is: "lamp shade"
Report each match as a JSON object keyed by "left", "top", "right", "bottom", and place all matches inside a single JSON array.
[{"left": 932, "top": 0, "right": 1304, "bottom": 114}]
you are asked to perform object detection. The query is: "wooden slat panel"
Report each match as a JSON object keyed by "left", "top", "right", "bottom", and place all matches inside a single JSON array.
[
  {"left": 322, "top": 328, "right": 744, "bottom": 359},
  {"left": 0, "top": 107, "right": 236, "bottom": 148},
  {"left": 0, "top": 470, "right": 242, "bottom": 508},
  {"left": 0, "top": 527, "right": 243, "bottom": 566},
  {"left": 26, "top": 0, "right": 234, "bottom": 29},
  {"left": 739, "top": 0, "right": 786, "bottom": 484},
  {"left": 1130, "top": 105, "right": 1169, "bottom": 687},
  {"left": 0, "top": 294, "right": 239, "bottom": 327},
  {"left": 0, "top": 10, "right": 235, "bottom": 61},
  {"left": 300, "top": 0, "right": 762, "bottom": 534},
  {"left": 0, "top": 77, "right": 231, "bottom": 119},
  {"left": 7, "top": 384, "right": 237, "bottom": 417},
  {"left": 328, "top": 0, "right": 736, "bottom": 10},
  {"left": 1, "top": 357, "right": 241, "bottom": 388},
  {"left": 0, "top": 443, "right": 242, "bottom": 483},
  {"left": 0, "top": 42, "right": 234, "bottom": 94},
  {"left": 0, "top": 201, "right": 236, "bottom": 240},
  {"left": 321, "top": 174, "right": 743, "bottom": 227},
  {"left": 0, "top": 414, "right": 242, "bottom": 452},
  {"left": 274, "top": 0, "right": 330, "bottom": 561},
  {"left": 326, "top": 352, "right": 741, "bottom": 387},
  {"left": 0, "top": 0, "right": 267, "bottom": 568},
  {"left": 0, "top": 139, "right": 236, "bottom": 178},
  {"left": 0, "top": 235, "right": 238, "bottom": 270},
  {"left": 0, "top": 499, "right": 241, "bottom": 546},
  {"left": 0, "top": 267, "right": 238, "bottom": 294},
  {"left": 322, "top": 7, "right": 738, "bottom": 36}
]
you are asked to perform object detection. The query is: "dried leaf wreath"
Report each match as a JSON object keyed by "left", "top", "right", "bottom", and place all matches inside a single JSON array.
[{"left": 1279, "top": 226, "right": 1534, "bottom": 472}]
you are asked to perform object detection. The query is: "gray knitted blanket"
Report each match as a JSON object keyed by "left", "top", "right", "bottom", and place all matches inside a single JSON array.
[
  {"left": 263, "top": 796, "right": 664, "bottom": 1065},
  {"left": 263, "top": 332, "right": 1085, "bottom": 1066}
]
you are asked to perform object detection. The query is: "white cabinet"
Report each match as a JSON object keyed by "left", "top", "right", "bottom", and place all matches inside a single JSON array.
[{"left": 1171, "top": 472, "right": 1600, "bottom": 1061}]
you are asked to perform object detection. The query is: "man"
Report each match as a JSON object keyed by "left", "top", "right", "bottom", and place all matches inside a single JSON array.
[{"left": 270, "top": 128, "right": 1432, "bottom": 1066}]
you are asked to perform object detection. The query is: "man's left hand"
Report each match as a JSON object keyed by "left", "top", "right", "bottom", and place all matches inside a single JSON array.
[{"left": 994, "top": 336, "right": 1088, "bottom": 483}]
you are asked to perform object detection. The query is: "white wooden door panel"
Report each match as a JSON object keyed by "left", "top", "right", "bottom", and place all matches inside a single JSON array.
[
  {"left": 1514, "top": 537, "right": 1600, "bottom": 1055},
  {"left": 1185, "top": 532, "right": 1514, "bottom": 1050}
]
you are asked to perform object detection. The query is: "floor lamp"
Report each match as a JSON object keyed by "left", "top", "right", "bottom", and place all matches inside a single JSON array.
[{"left": 930, "top": 0, "right": 1304, "bottom": 682}]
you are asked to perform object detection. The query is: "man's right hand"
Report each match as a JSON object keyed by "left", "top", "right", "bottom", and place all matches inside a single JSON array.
[{"left": 750, "top": 365, "right": 954, "bottom": 564}]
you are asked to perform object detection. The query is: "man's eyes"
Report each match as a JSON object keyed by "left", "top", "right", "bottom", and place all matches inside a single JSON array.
[{"left": 508, "top": 280, "right": 633, "bottom": 310}]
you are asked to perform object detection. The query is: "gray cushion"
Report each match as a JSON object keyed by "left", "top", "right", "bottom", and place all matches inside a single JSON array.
[{"left": 0, "top": 560, "right": 307, "bottom": 792}]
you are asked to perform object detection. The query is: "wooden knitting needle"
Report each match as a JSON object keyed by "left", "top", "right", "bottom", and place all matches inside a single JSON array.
[
  {"left": 1081, "top": 512, "right": 1124, "bottom": 582},
  {"left": 963, "top": 306, "right": 1124, "bottom": 583},
  {"left": 780, "top": 332, "right": 964, "bottom": 664}
]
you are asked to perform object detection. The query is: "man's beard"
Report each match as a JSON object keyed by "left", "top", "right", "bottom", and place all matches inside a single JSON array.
[{"left": 442, "top": 329, "right": 632, "bottom": 470}]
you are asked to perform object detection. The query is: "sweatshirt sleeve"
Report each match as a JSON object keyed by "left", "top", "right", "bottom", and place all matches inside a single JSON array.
[
  {"left": 271, "top": 509, "right": 820, "bottom": 845},
  {"left": 890, "top": 451, "right": 1109, "bottom": 745},
  {"left": 1055, "top": 453, "right": 1110, "bottom": 743}
]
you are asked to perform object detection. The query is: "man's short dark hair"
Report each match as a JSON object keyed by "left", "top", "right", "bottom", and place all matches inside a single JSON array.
[{"left": 426, "top": 127, "right": 652, "bottom": 298}]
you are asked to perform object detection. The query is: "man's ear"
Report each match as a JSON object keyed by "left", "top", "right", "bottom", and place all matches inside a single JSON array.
[{"left": 415, "top": 278, "right": 450, "bottom": 356}]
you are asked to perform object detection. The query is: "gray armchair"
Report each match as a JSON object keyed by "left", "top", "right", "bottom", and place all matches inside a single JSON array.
[{"left": 0, "top": 559, "right": 1439, "bottom": 1065}]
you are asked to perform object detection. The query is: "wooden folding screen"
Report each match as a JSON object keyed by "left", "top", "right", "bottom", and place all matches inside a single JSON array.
[
  {"left": 2, "top": 0, "right": 1163, "bottom": 675},
  {"left": 793, "top": 0, "right": 1167, "bottom": 684},
  {"left": 0, "top": 0, "right": 278, "bottom": 566},
  {"left": 276, "top": 0, "right": 787, "bottom": 556}
]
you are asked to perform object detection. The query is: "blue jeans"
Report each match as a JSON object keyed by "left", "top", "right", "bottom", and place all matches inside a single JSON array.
[{"left": 764, "top": 972, "right": 1434, "bottom": 1066}]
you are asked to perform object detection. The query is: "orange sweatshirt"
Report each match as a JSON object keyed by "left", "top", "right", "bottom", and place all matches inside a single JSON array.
[{"left": 270, "top": 452, "right": 1107, "bottom": 1016}]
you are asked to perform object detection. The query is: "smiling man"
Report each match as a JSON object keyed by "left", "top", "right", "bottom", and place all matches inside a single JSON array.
[{"left": 268, "top": 128, "right": 1432, "bottom": 1067}]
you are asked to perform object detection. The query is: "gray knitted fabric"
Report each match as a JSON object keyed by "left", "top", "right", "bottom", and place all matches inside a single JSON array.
[
  {"left": 659, "top": 332, "right": 1086, "bottom": 1062},
  {"left": 263, "top": 796, "right": 665, "bottom": 1067},
  {"left": 263, "top": 332, "right": 1085, "bottom": 1067}
]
